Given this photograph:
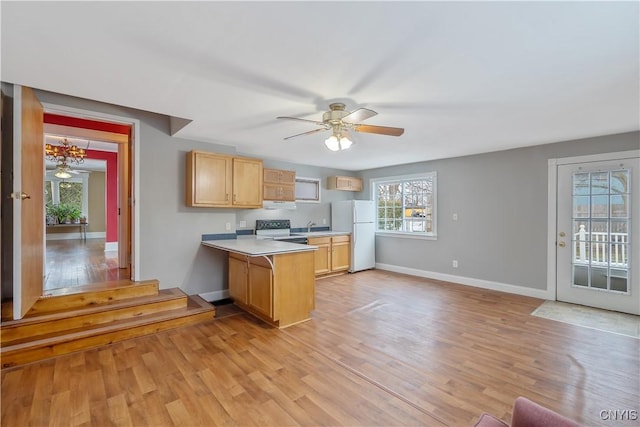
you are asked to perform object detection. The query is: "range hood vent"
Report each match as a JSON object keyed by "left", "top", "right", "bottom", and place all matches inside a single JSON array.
[{"left": 262, "top": 200, "right": 297, "bottom": 210}]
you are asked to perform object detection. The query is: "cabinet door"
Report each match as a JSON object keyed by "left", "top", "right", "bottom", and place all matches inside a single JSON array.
[
  {"left": 278, "top": 170, "right": 296, "bottom": 185},
  {"left": 248, "top": 263, "right": 273, "bottom": 318},
  {"left": 309, "top": 237, "right": 331, "bottom": 275},
  {"left": 279, "top": 185, "right": 295, "bottom": 201},
  {"left": 264, "top": 168, "right": 295, "bottom": 184},
  {"left": 336, "top": 176, "right": 362, "bottom": 191},
  {"left": 346, "top": 177, "right": 363, "bottom": 191},
  {"left": 228, "top": 255, "right": 248, "bottom": 304},
  {"left": 331, "top": 236, "right": 351, "bottom": 272},
  {"left": 327, "top": 176, "right": 363, "bottom": 191},
  {"left": 186, "top": 151, "right": 231, "bottom": 206},
  {"left": 233, "top": 157, "right": 263, "bottom": 207}
]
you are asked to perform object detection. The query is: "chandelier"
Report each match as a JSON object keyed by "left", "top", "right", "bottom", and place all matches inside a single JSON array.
[{"left": 45, "top": 138, "right": 87, "bottom": 179}]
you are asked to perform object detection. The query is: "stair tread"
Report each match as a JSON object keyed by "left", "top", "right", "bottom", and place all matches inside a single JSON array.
[
  {"left": 1, "top": 288, "right": 186, "bottom": 328},
  {"left": 1, "top": 296, "right": 214, "bottom": 353},
  {"left": 40, "top": 279, "right": 159, "bottom": 298}
]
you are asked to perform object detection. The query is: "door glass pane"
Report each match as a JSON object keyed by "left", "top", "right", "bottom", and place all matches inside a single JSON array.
[
  {"left": 591, "top": 172, "right": 609, "bottom": 194},
  {"left": 573, "top": 173, "right": 590, "bottom": 195},
  {"left": 610, "top": 195, "right": 628, "bottom": 218},
  {"left": 570, "top": 170, "right": 631, "bottom": 295},
  {"left": 590, "top": 220, "right": 608, "bottom": 242},
  {"left": 591, "top": 195, "right": 609, "bottom": 218},
  {"left": 590, "top": 267, "right": 608, "bottom": 289},
  {"left": 573, "top": 265, "right": 588, "bottom": 286},
  {"left": 573, "top": 196, "right": 590, "bottom": 218},
  {"left": 610, "top": 170, "right": 629, "bottom": 194},
  {"left": 610, "top": 269, "right": 628, "bottom": 293}
]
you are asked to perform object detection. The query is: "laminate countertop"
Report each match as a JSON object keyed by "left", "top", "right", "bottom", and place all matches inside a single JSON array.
[{"left": 201, "top": 237, "right": 317, "bottom": 257}]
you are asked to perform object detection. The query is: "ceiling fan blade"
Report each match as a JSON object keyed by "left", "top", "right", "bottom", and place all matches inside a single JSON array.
[
  {"left": 341, "top": 108, "right": 377, "bottom": 123},
  {"left": 353, "top": 124, "right": 404, "bottom": 137},
  {"left": 283, "top": 127, "right": 329, "bottom": 140},
  {"left": 276, "top": 116, "right": 326, "bottom": 126}
]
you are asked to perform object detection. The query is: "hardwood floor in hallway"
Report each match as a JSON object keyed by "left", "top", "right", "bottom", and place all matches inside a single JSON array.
[
  {"left": 2, "top": 270, "right": 638, "bottom": 426},
  {"left": 44, "top": 239, "right": 129, "bottom": 292}
]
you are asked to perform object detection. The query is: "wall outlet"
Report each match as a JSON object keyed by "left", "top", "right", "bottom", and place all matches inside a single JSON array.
[
  {"left": 239, "top": 220, "right": 247, "bottom": 228},
  {"left": 225, "top": 222, "right": 231, "bottom": 231},
  {"left": 452, "top": 260, "right": 459, "bottom": 268},
  {"left": 452, "top": 213, "right": 458, "bottom": 221},
  {"left": 322, "top": 218, "right": 327, "bottom": 225}
]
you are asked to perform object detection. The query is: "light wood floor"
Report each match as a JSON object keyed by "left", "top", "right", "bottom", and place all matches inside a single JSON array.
[
  {"left": 44, "top": 239, "right": 129, "bottom": 292},
  {"left": 3, "top": 270, "right": 638, "bottom": 426}
]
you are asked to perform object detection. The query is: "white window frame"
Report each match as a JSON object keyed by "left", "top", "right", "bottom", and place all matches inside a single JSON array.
[
  {"left": 372, "top": 171, "right": 437, "bottom": 240},
  {"left": 295, "top": 176, "right": 321, "bottom": 203},
  {"left": 45, "top": 173, "right": 90, "bottom": 221}
]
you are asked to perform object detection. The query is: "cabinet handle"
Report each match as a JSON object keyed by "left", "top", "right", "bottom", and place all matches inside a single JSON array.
[
  {"left": 225, "top": 194, "right": 229, "bottom": 201},
  {"left": 233, "top": 194, "right": 237, "bottom": 202}
]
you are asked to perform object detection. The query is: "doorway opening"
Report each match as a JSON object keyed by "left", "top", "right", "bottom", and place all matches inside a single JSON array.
[{"left": 42, "top": 112, "right": 132, "bottom": 292}]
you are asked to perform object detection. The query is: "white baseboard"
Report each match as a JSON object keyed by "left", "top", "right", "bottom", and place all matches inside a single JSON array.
[
  {"left": 46, "top": 232, "right": 105, "bottom": 241},
  {"left": 375, "top": 263, "right": 553, "bottom": 300},
  {"left": 199, "top": 290, "right": 230, "bottom": 302},
  {"left": 104, "top": 242, "right": 118, "bottom": 252}
]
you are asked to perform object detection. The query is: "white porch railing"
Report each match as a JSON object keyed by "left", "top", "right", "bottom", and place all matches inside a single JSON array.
[{"left": 574, "top": 224, "right": 628, "bottom": 267}]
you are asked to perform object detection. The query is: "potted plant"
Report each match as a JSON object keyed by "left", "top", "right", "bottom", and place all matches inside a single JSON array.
[
  {"left": 68, "top": 206, "right": 82, "bottom": 224},
  {"left": 49, "top": 203, "right": 72, "bottom": 224}
]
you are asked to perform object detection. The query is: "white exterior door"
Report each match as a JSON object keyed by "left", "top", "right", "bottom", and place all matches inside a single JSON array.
[{"left": 556, "top": 155, "right": 639, "bottom": 314}]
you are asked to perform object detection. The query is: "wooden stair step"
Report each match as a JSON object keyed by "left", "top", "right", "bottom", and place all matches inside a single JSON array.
[
  {"left": 1, "top": 288, "right": 187, "bottom": 345},
  {"left": 1, "top": 295, "right": 215, "bottom": 369},
  {"left": 24, "top": 279, "right": 160, "bottom": 317}
]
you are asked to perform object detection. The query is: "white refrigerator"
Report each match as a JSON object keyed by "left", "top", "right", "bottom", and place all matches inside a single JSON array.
[{"left": 331, "top": 200, "right": 376, "bottom": 272}]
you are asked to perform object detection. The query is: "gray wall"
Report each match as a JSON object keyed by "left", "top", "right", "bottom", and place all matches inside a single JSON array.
[
  {"left": 31, "top": 88, "right": 356, "bottom": 297},
  {"left": 359, "top": 131, "right": 640, "bottom": 291}
]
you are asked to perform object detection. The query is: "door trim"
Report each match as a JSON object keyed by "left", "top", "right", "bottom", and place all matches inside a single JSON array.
[
  {"left": 41, "top": 102, "right": 141, "bottom": 281},
  {"left": 547, "top": 150, "right": 640, "bottom": 301}
]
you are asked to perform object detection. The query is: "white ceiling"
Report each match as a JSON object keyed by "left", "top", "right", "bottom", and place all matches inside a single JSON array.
[{"left": 2, "top": 2, "right": 638, "bottom": 171}]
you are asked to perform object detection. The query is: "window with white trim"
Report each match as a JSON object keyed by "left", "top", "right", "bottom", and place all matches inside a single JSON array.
[
  {"left": 374, "top": 172, "right": 436, "bottom": 237},
  {"left": 45, "top": 174, "right": 89, "bottom": 222}
]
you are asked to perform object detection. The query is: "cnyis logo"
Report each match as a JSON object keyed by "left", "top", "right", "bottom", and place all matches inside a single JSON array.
[{"left": 599, "top": 409, "right": 638, "bottom": 421}]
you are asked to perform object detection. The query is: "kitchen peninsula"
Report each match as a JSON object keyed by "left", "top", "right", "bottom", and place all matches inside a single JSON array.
[{"left": 202, "top": 238, "right": 317, "bottom": 328}]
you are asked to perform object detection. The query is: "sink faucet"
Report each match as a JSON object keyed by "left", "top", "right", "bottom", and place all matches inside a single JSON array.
[{"left": 307, "top": 221, "right": 316, "bottom": 232}]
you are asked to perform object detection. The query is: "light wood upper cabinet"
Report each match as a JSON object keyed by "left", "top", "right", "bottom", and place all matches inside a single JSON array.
[
  {"left": 327, "top": 175, "right": 363, "bottom": 192},
  {"left": 263, "top": 168, "right": 296, "bottom": 201},
  {"left": 186, "top": 150, "right": 263, "bottom": 208},
  {"left": 186, "top": 151, "right": 231, "bottom": 206},
  {"left": 232, "top": 157, "right": 263, "bottom": 207},
  {"left": 308, "top": 234, "right": 351, "bottom": 276}
]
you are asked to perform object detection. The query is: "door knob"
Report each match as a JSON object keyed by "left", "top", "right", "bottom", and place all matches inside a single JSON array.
[
  {"left": 558, "top": 241, "right": 566, "bottom": 247},
  {"left": 9, "top": 192, "right": 30, "bottom": 200},
  {"left": 559, "top": 232, "right": 566, "bottom": 237}
]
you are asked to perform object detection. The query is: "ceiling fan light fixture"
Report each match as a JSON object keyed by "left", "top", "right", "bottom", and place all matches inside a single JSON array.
[
  {"left": 339, "top": 136, "right": 352, "bottom": 150},
  {"left": 54, "top": 164, "right": 72, "bottom": 179},
  {"left": 54, "top": 169, "right": 72, "bottom": 179},
  {"left": 324, "top": 135, "right": 340, "bottom": 151}
]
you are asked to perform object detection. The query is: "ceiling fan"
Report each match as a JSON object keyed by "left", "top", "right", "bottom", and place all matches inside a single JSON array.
[{"left": 277, "top": 103, "right": 404, "bottom": 151}]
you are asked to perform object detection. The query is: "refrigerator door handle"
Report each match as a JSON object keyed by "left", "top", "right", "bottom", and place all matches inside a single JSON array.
[
  {"left": 353, "top": 205, "right": 357, "bottom": 223},
  {"left": 353, "top": 225, "right": 356, "bottom": 246}
]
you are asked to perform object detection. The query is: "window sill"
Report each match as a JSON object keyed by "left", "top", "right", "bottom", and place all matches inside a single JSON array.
[{"left": 375, "top": 231, "right": 438, "bottom": 241}]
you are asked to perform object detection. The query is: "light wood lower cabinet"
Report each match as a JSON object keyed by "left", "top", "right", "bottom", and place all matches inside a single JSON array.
[
  {"left": 308, "top": 235, "right": 351, "bottom": 277},
  {"left": 228, "top": 251, "right": 315, "bottom": 328},
  {"left": 228, "top": 254, "right": 248, "bottom": 304}
]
